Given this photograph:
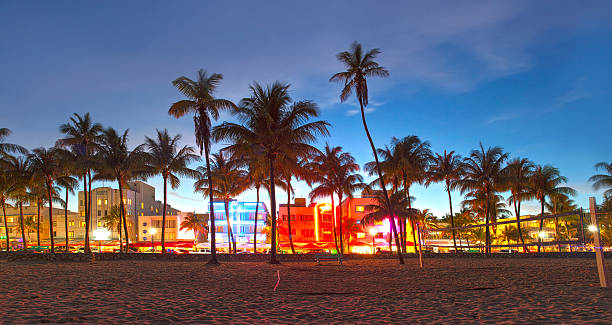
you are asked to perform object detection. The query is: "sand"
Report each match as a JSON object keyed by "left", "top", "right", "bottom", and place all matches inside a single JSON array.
[{"left": 1, "top": 258, "right": 611, "bottom": 324}]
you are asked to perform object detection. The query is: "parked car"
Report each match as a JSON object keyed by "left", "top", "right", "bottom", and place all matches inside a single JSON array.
[{"left": 499, "top": 249, "right": 518, "bottom": 253}]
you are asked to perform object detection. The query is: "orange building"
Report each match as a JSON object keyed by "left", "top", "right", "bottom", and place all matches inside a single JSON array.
[{"left": 276, "top": 195, "right": 417, "bottom": 253}]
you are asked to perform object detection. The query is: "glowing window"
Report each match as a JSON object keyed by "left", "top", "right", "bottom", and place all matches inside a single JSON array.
[
  {"left": 104, "top": 199, "right": 108, "bottom": 205},
  {"left": 374, "top": 220, "right": 383, "bottom": 226},
  {"left": 69, "top": 221, "right": 75, "bottom": 226},
  {"left": 141, "top": 202, "right": 144, "bottom": 209},
  {"left": 356, "top": 206, "right": 365, "bottom": 212},
  {"left": 68, "top": 231, "right": 74, "bottom": 238},
  {"left": 7, "top": 217, "right": 14, "bottom": 223},
  {"left": 80, "top": 221, "right": 86, "bottom": 227},
  {"left": 97, "top": 199, "right": 101, "bottom": 205},
  {"left": 357, "top": 232, "right": 365, "bottom": 238}
]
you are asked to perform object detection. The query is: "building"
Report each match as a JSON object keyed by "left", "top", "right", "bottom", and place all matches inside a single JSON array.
[
  {"left": 137, "top": 212, "right": 209, "bottom": 243},
  {"left": 203, "top": 200, "right": 268, "bottom": 250},
  {"left": 276, "top": 195, "right": 419, "bottom": 253},
  {"left": 78, "top": 181, "right": 181, "bottom": 241},
  {"left": 0, "top": 204, "right": 84, "bottom": 249}
]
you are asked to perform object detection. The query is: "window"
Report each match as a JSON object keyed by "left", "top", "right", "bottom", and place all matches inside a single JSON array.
[
  {"left": 97, "top": 221, "right": 102, "bottom": 227},
  {"left": 104, "top": 210, "right": 108, "bottom": 216},
  {"left": 322, "top": 215, "right": 332, "bottom": 222},
  {"left": 68, "top": 231, "right": 74, "bottom": 238},
  {"left": 104, "top": 199, "right": 108, "bottom": 205},
  {"left": 80, "top": 211, "right": 85, "bottom": 217},
  {"left": 282, "top": 215, "right": 296, "bottom": 221},
  {"left": 301, "top": 229, "right": 315, "bottom": 237},
  {"left": 216, "top": 226, "right": 224, "bottom": 233},
  {"left": 68, "top": 221, "right": 75, "bottom": 226},
  {"left": 53, "top": 231, "right": 56, "bottom": 237},
  {"left": 80, "top": 221, "right": 86, "bottom": 227},
  {"left": 155, "top": 208, "right": 158, "bottom": 213},
  {"left": 80, "top": 200, "right": 84, "bottom": 206},
  {"left": 7, "top": 217, "right": 14, "bottom": 223},
  {"left": 141, "top": 202, "right": 144, "bottom": 209},
  {"left": 356, "top": 206, "right": 365, "bottom": 212},
  {"left": 53, "top": 221, "right": 57, "bottom": 227},
  {"left": 166, "top": 220, "right": 176, "bottom": 228},
  {"left": 301, "top": 215, "right": 314, "bottom": 222},
  {"left": 97, "top": 199, "right": 102, "bottom": 205},
  {"left": 357, "top": 232, "right": 366, "bottom": 239},
  {"left": 32, "top": 217, "right": 36, "bottom": 222},
  {"left": 322, "top": 230, "right": 332, "bottom": 235},
  {"left": 167, "top": 233, "right": 176, "bottom": 240},
  {"left": 97, "top": 210, "right": 101, "bottom": 216}
]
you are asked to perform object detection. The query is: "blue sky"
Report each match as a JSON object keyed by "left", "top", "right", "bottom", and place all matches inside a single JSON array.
[{"left": 1, "top": 1, "right": 611, "bottom": 216}]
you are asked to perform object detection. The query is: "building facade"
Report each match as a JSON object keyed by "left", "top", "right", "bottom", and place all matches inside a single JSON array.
[
  {"left": 204, "top": 200, "right": 268, "bottom": 248},
  {"left": 0, "top": 205, "right": 84, "bottom": 249},
  {"left": 78, "top": 181, "right": 181, "bottom": 241}
]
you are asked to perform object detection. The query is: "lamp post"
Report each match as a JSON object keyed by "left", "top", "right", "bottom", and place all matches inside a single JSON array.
[
  {"left": 150, "top": 228, "right": 157, "bottom": 253},
  {"left": 369, "top": 228, "right": 377, "bottom": 254}
]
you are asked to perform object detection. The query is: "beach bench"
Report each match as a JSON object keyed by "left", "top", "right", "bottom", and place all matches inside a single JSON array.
[{"left": 314, "top": 253, "right": 343, "bottom": 265}]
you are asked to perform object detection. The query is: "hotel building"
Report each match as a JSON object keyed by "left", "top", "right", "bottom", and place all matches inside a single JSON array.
[{"left": 203, "top": 200, "right": 269, "bottom": 249}]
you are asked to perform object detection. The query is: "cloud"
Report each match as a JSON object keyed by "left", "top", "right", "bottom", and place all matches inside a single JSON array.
[
  {"left": 168, "top": 191, "right": 201, "bottom": 203},
  {"left": 485, "top": 112, "right": 522, "bottom": 124}
]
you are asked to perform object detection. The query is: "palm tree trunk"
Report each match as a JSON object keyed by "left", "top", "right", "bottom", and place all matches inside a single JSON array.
[
  {"left": 204, "top": 146, "right": 218, "bottom": 264},
  {"left": 512, "top": 195, "right": 528, "bottom": 253},
  {"left": 83, "top": 173, "right": 90, "bottom": 253},
  {"left": 337, "top": 192, "right": 344, "bottom": 255},
  {"left": 88, "top": 170, "right": 92, "bottom": 239},
  {"left": 36, "top": 201, "right": 41, "bottom": 247},
  {"left": 253, "top": 186, "right": 259, "bottom": 253},
  {"left": 118, "top": 180, "right": 129, "bottom": 253},
  {"left": 161, "top": 175, "right": 167, "bottom": 253},
  {"left": 447, "top": 183, "right": 457, "bottom": 253},
  {"left": 359, "top": 100, "right": 404, "bottom": 264},
  {"left": 2, "top": 201, "right": 10, "bottom": 251},
  {"left": 64, "top": 188, "right": 69, "bottom": 252},
  {"left": 47, "top": 181, "right": 55, "bottom": 253},
  {"left": 538, "top": 200, "right": 544, "bottom": 253},
  {"left": 331, "top": 195, "right": 339, "bottom": 253},
  {"left": 485, "top": 191, "right": 491, "bottom": 254},
  {"left": 555, "top": 217, "right": 561, "bottom": 252},
  {"left": 224, "top": 199, "right": 234, "bottom": 254},
  {"left": 19, "top": 202, "right": 26, "bottom": 249},
  {"left": 268, "top": 155, "right": 279, "bottom": 264},
  {"left": 286, "top": 180, "right": 295, "bottom": 254}
]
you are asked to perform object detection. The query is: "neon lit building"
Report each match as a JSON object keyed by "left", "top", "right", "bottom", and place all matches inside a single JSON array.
[
  {"left": 204, "top": 200, "right": 268, "bottom": 248},
  {"left": 277, "top": 195, "right": 418, "bottom": 253}
]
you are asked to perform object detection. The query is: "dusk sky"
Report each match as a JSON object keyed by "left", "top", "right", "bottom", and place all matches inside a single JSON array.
[{"left": 1, "top": 1, "right": 611, "bottom": 217}]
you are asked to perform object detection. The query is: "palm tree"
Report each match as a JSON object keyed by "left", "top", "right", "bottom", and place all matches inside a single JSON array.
[
  {"left": 527, "top": 165, "right": 576, "bottom": 252},
  {"left": 344, "top": 218, "right": 362, "bottom": 253},
  {"left": 330, "top": 42, "right": 405, "bottom": 265},
  {"left": 23, "top": 216, "right": 37, "bottom": 244},
  {"left": 502, "top": 158, "right": 534, "bottom": 252},
  {"left": 100, "top": 205, "right": 122, "bottom": 247},
  {"left": 245, "top": 154, "right": 267, "bottom": 253},
  {"left": 361, "top": 189, "right": 412, "bottom": 254},
  {"left": 55, "top": 148, "right": 79, "bottom": 251},
  {"left": 169, "top": 69, "right": 235, "bottom": 264},
  {"left": 213, "top": 81, "right": 330, "bottom": 264},
  {"left": 180, "top": 212, "right": 208, "bottom": 248},
  {"left": 459, "top": 143, "right": 508, "bottom": 253},
  {"left": 310, "top": 145, "right": 364, "bottom": 254},
  {"left": 27, "top": 182, "right": 46, "bottom": 247},
  {"left": 590, "top": 162, "right": 612, "bottom": 200},
  {"left": 194, "top": 152, "right": 247, "bottom": 254},
  {"left": 95, "top": 128, "right": 149, "bottom": 252},
  {"left": 0, "top": 128, "right": 27, "bottom": 157},
  {"left": 500, "top": 225, "right": 520, "bottom": 245},
  {"left": 546, "top": 193, "right": 578, "bottom": 251},
  {"left": 0, "top": 170, "right": 12, "bottom": 250},
  {"left": 29, "top": 147, "right": 63, "bottom": 252},
  {"left": 426, "top": 150, "right": 463, "bottom": 252},
  {"left": 58, "top": 113, "right": 103, "bottom": 252},
  {"left": 145, "top": 129, "right": 198, "bottom": 253},
  {"left": 4, "top": 155, "right": 31, "bottom": 249}
]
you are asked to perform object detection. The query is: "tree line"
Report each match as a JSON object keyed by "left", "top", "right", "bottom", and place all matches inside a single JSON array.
[{"left": 1, "top": 42, "right": 610, "bottom": 266}]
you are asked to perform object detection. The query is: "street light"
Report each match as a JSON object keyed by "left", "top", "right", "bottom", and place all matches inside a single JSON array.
[
  {"left": 588, "top": 225, "right": 598, "bottom": 232},
  {"left": 150, "top": 228, "right": 157, "bottom": 253},
  {"left": 369, "top": 228, "right": 378, "bottom": 254}
]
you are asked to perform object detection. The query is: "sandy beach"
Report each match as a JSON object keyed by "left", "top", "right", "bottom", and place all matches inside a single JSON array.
[{"left": 1, "top": 258, "right": 610, "bottom": 324}]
